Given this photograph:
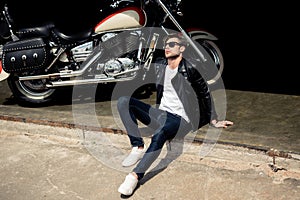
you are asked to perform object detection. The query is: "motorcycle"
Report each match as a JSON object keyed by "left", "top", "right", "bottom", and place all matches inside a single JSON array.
[{"left": 0, "top": 0, "right": 224, "bottom": 106}]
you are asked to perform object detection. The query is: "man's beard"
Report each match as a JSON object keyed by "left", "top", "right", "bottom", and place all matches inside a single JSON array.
[{"left": 166, "top": 54, "right": 180, "bottom": 59}]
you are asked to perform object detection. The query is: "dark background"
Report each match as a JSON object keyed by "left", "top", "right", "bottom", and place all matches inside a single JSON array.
[{"left": 3, "top": 0, "right": 299, "bottom": 95}]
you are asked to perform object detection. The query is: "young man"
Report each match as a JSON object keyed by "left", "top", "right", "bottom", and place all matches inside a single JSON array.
[{"left": 117, "top": 33, "right": 233, "bottom": 196}]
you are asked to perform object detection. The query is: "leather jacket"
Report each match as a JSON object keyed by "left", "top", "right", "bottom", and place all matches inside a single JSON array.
[{"left": 154, "top": 57, "right": 218, "bottom": 131}]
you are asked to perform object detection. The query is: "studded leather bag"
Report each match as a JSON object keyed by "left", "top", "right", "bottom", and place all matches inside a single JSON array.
[{"left": 2, "top": 37, "right": 49, "bottom": 73}]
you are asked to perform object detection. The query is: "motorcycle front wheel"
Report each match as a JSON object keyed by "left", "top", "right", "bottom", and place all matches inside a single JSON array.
[
  {"left": 199, "top": 40, "right": 224, "bottom": 85},
  {"left": 7, "top": 74, "right": 57, "bottom": 106},
  {"left": 187, "top": 31, "right": 224, "bottom": 85}
]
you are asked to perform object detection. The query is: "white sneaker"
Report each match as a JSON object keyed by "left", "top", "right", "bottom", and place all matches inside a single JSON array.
[
  {"left": 118, "top": 173, "right": 138, "bottom": 196},
  {"left": 122, "top": 145, "right": 146, "bottom": 167}
]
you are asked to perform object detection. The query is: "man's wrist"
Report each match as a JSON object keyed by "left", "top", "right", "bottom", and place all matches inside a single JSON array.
[{"left": 210, "top": 119, "right": 218, "bottom": 126}]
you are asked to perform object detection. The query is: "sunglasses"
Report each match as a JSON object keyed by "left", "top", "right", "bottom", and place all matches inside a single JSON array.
[{"left": 164, "top": 42, "right": 182, "bottom": 48}]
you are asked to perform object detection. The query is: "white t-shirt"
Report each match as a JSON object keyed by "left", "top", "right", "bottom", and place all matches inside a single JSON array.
[{"left": 159, "top": 65, "right": 190, "bottom": 122}]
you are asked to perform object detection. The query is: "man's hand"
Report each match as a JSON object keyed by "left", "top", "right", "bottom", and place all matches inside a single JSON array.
[{"left": 210, "top": 119, "right": 233, "bottom": 128}]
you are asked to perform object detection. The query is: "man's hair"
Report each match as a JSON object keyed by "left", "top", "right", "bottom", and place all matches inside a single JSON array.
[{"left": 163, "top": 32, "right": 188, "bottom": 47}]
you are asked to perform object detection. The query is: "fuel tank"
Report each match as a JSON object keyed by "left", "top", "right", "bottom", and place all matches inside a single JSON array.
[
  {"left": 94, "top": 0, "right": 146, "bottom": 33},
  {"left": 94, "top": 7, "right": 146, "bottom": 33}
]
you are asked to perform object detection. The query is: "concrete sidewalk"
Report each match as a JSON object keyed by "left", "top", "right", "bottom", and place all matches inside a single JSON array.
[
  {"left": 0, "top": 81, "right": 300, "bottom": 199},
  {"left": 0, "top": 119, "right": 299, "bottom": 200}
]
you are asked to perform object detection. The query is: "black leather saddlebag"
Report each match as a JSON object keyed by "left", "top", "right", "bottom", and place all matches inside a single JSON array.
[{"left": 2, "top": 38, "right": 49, "bottom": 73}]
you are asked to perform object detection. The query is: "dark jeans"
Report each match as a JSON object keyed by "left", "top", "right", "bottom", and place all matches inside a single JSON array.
[{"left": 117, "top": 96, "right": 192, "bottom": 180}]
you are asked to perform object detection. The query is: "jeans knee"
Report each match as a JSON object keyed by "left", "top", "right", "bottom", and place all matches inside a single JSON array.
[
  {"left": 117, "top": 96, "right": 130, "bottom": 111},
  {"left": 151, "top": 132, "right": 167, "bottom": 149}
]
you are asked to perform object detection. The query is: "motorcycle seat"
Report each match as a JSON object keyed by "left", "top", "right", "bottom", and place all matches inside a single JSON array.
[
  {"left": 50, "top": 28, "right": 93, "bottom": 48},
  {"left": 17, "top": 23, "right": 55, "bottom": 39}
]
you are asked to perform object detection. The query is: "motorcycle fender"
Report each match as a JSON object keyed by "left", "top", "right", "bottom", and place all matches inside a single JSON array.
[
  {"left": 0, "top": 60, "right": 10, "bottom": 81},
  {"left": 187, "top": 29, "right": 218, "bottom": 41}
]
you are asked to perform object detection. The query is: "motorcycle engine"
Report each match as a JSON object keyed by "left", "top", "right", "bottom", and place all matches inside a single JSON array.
[
  {"left": 104, "top": 58, "right": 135, "bottom": 76},
  {"left": 70, "top": 41, "right": 93, "bottom": 62}
]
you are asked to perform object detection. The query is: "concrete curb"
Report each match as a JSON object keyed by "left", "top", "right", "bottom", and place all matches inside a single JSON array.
[{"left": 1, "top": 114, "right": 299, "bottom": 163}]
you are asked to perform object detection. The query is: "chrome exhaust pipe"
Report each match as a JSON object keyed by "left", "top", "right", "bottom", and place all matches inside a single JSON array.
[{"left": 46, "top": 76, "right": 135, "bottom": 88}]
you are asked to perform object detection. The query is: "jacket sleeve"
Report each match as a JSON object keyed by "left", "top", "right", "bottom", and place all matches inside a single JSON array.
[
  {"left": 188, "top": 64, "right": 218, "bottom": 127},
  {"left": 154, "top": 57, "right": 167, "bottom": 107}
]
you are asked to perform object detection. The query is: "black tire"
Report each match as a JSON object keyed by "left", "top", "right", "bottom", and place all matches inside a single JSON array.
[
  {"left": 187, "top": 31, "right": 224, "bottom": 85},
  {"left": 200, "top": 40, "right": 224, "bottom": 85},
  {"left": 7, "top": 74, "right": 57, "bottom": 107}
]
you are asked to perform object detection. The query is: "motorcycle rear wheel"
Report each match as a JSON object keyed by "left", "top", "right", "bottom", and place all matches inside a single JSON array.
[{"left": 7, "top": 75, "right": 57, "bottom": 107}]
